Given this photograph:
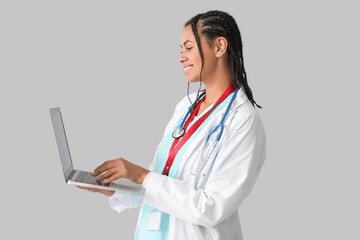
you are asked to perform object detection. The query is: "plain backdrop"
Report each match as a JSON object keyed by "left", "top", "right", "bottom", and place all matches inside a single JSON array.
[{"left": 1, "top": 0, "right": 359, "bottom": 239}]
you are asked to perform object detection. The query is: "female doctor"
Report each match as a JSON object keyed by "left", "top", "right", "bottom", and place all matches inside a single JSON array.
[{"left": 78, "top": 10, "right": 266, "bottom": 240}]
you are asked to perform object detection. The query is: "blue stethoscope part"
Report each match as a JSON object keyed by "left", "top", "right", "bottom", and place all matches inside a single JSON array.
[
  {"left": 174, "top": 86, "right": 240, "bottom": 142},
  {"left": 181, "top": 91, "right": 206, "bottom": 127}
]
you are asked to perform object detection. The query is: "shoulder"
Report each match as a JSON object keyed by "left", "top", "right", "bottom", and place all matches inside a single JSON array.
[{"left": 227, "top": 95, "right": 265, "bottom": 140}]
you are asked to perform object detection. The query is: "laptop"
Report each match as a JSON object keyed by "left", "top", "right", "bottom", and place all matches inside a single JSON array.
[{"left": 50, "top": 107, "right": 143, "bottom": 193}]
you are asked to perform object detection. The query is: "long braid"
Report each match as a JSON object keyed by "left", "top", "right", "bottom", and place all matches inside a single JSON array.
[
  {"left": 184, "top": 14, "right": 205, "bottom": 106},
  {"left": 184, "top": 10, "right": 262, "bottom": 109},
  {"left": 224, "top": 13, "right": 262, "bottom": 108}
]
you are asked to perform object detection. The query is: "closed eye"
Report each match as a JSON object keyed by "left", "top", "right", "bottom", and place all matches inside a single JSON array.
[{"left": 180, "top": 47, "right": 193, "bottom": 54}]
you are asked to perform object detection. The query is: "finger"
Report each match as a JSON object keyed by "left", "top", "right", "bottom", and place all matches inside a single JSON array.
[
  {"left": 76, "top": 185, "right": 99, "bottom": 192},
  {"left": 104, "top": 172, "right": 122, "bottom": 183},
  {"left": 88, "top": 188, "right": 99, "bottom": 193},
  {"left": 76, "top": 185, "right": 90, "bottom": 190},
  {"left": 96, "top": 168, "right": 117, "bottom": 182},
  {"left": 93, "top": 160, "right": 113, "bottom": 176}
]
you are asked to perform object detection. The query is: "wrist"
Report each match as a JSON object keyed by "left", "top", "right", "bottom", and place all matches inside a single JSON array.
[
  {"left": 101, "top": 190, "right": 115, "bottom": 197},
  {"left": 138, "top": 169, "right": 150, "bottom": 184},
  {"left": 106, "top": 191, "right": 115, "bottom": 197}
]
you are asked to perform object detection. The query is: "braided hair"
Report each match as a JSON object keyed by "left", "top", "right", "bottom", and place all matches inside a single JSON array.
[{"left": 184, "top": 10, "right": 262, "bottom": 109}]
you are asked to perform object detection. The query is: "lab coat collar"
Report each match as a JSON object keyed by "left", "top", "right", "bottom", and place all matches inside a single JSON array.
[
  {"left": 187, "top": 85, "right": 248, "bottom": 115},
  {"left": 228, "top": 84, "right": 248, "bottom": 113}
]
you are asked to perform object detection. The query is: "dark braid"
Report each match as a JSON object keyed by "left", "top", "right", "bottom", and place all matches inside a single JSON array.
[
  {"left": 184, "top": 10, "right": 262, "bottom": 109},
  {"left": 188, "top": 14, "right": 205, "bottom": 104}
]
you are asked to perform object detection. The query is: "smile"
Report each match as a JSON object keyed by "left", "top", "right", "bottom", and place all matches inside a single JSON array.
[{"left": 184, "top": 66, "right": 193, "bottom": 73}]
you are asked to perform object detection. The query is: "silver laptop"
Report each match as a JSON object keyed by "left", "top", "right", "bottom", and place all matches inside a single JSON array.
[{"left": 50, "top": 107, "right": 142, "bottom": 193}]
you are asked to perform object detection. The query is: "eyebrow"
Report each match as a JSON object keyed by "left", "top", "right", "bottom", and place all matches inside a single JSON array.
[{"left": 180, "top": 40, "right": 193, "bottom": 48}]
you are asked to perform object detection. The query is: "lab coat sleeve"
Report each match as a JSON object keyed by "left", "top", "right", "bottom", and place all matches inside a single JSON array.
[
  {"left": 108, "top": 160, "right": 155, "bottom": 213},
  {"left": 108, "top": 188, "right": 145, "bottom": 213},
  {"left": 142, "top": 112, "right": 266, "bottom": 227}
]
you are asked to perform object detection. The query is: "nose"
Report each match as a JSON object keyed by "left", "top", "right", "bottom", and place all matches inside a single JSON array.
[{"left": 178, "top": 52, "right": 187, "bottom": 64}]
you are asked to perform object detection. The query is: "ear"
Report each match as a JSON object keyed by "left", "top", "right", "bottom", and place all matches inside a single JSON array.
[{"left": 214, "top": 36, "right": 228, "bottom": 58}]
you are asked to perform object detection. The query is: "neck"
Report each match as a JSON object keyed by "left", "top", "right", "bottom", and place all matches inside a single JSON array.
[
  {"left": 202, "top": 74, "right": 234, "bottom": 106},
  {"left": 198, "top": 56, "right": 235, "bottom": 105}
]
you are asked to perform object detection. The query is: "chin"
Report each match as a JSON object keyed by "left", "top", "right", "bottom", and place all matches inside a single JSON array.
[{"left": 186, "top": 76, "right": 200, "bottom": 83}]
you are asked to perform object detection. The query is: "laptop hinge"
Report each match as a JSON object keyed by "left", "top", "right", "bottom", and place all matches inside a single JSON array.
[{"left": 67, "top": 170, "right": 76, "bottom": 182}]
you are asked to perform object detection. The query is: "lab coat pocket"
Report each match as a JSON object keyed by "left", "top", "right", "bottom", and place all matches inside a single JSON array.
[
  {"left": 190, "top": 141, "right": 212, "bottom": 176},
  {"left": 192, "top": 134, "right": 222, "bottom": 189}
]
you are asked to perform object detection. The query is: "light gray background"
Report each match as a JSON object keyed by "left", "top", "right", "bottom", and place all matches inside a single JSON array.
[{"left": 1, "top": 0, "right": 359, "bottom": 239}]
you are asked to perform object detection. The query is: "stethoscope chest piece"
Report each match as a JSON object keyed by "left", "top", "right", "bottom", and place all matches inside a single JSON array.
[{"left": 172, "top": 127, "right": 185, "bottom": 139}]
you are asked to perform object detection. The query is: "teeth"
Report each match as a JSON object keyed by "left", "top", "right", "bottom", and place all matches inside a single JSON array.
[{"left": 184, "top": 66, "right": 193, "bottom": 71}]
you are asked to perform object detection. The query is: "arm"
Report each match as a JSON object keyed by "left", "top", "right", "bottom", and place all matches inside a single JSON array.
[
  {"left": 142, "top": 113, "right": 266, "bottom": 227},
  {"left": 81, "top": 96, "right": 191, "bottom": 212}
]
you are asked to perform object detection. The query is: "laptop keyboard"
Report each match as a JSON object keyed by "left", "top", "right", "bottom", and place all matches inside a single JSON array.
[{"left": 75, "top": 171, "right": 109, "bottom": 187}]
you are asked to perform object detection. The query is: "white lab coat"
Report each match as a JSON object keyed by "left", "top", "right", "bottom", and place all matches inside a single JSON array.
[{"left": 108, "top": 86, "right": 266, "bottom": 240}]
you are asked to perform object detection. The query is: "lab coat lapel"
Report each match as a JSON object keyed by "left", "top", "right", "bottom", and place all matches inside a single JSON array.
[{"left": 177, "top": 86, "right": 248, "bottom": 178}]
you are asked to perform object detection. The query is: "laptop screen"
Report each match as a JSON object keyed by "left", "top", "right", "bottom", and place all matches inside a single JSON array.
[{"left": 50, "top": 107, "right": 74, "bottom": 181}]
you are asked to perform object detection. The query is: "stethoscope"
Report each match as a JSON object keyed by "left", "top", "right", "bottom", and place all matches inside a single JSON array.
[{"left": 173, "top": 86, "right": 241, "bottom": 176}]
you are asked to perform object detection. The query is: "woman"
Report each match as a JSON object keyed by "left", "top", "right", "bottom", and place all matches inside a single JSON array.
[{"left": 78, "top": 10, "right": 266, "bottom": 240}]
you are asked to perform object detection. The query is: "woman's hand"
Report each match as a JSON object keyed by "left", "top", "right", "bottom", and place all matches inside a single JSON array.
[
  {"left": 92, "top": 158, "right": 150, "bottom": 185},
  {"left": 76, "top": 185, "right": 115, "bottom": 197}
]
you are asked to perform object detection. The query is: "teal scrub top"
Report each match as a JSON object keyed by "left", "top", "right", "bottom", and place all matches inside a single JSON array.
[{"left": 135, "top": 92, "right": 234, "bottom": 240}]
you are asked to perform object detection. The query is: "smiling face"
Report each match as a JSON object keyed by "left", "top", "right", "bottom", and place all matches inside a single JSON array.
[{"left": 178, "top": 23, "right": 218, "bottom": 84}]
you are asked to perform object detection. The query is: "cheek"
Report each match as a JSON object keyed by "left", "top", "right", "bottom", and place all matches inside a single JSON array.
[
  {"left": 190, "top": 52, "right": 202, "bottom": 66},
  {"left": 202, "top": 53, "right": 217, "bottom": 73},
  {"left": 193, "top": 55, "right": 203, "bottom": 74}
]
